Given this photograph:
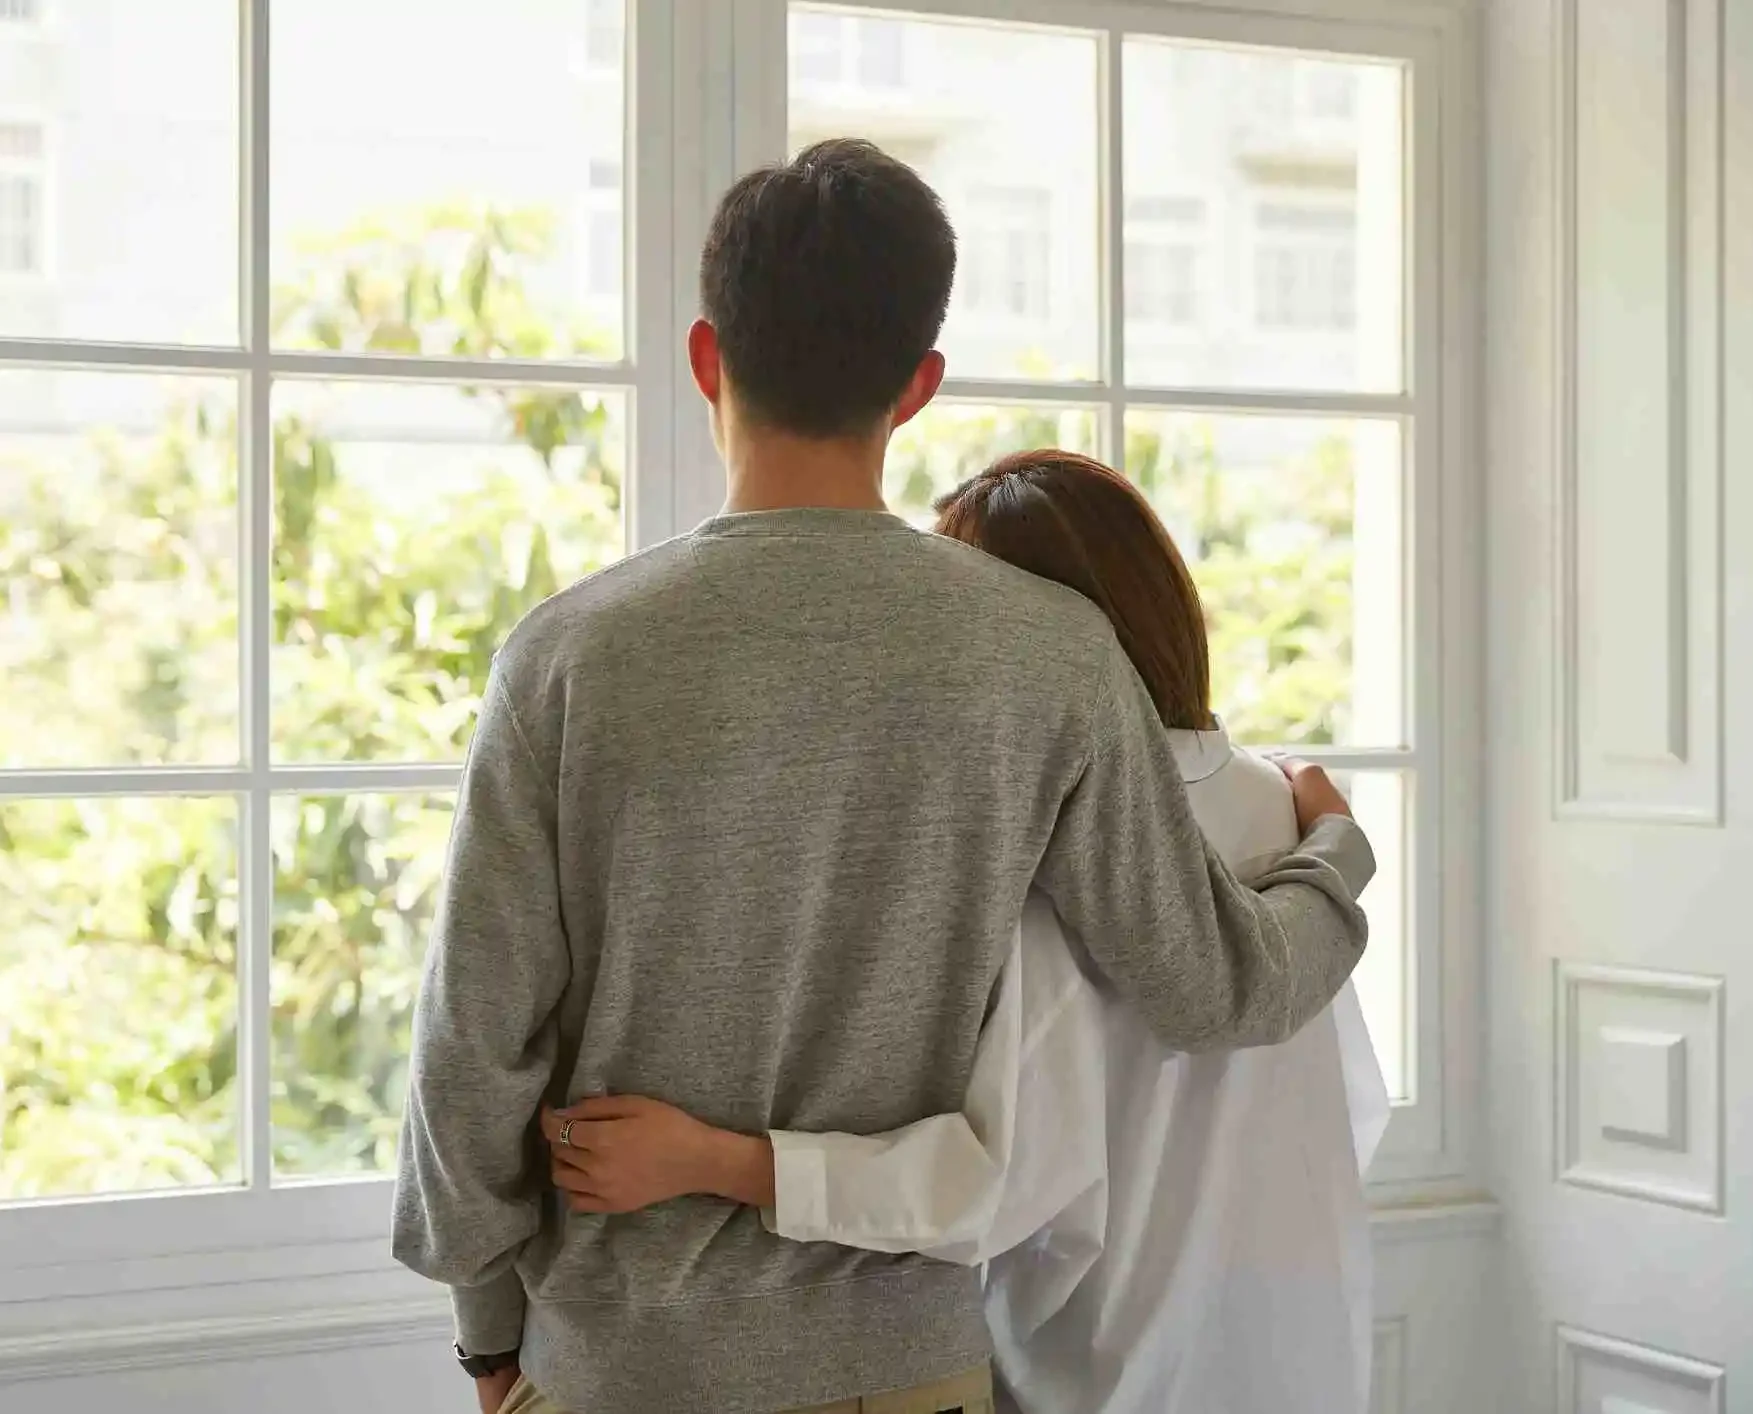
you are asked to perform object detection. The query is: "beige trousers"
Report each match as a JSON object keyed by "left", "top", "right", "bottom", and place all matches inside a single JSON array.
[{"left": 498, "top": 1363, "right": 994, "bottom": 1414}]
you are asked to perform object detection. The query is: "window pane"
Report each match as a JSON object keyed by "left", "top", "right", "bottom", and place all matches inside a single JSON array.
[
  {"left": 273, "top": 0, "right": 626, "bottom": 360},
  {"left": 1335, "top": 770, "right": 1409, "bottom": 1101},
  {"left": 1124, "top": 412, "right": 1403, "bottom": 748},
  {"left": 0, "top": 796, "right": 239, "bottom": 1201},
  {"left": 886, "top": 401, "right": 1099, "bottom": 528},
  {"left": 789, "top": 5, "right": 1099, "bottom": 381},
  {"left": 0, "top": 371, "right": 238, "bottom": 768},
  {"left": 1123, "top": 39, "right": 1403, "bottom": 392},
  {"left": 0, "top": 1, "right": 239, "bottom": 344},
  {"left": 271, "top": 792, "right": 451, "bottom": 1179},
  {"left": 271, "top": 380, "right": 626, "bottom": 763}
]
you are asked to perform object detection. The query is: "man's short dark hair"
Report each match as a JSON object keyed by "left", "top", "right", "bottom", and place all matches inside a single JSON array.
[{"left": 699, "top": 139, "right": 957, "bottom": 439}]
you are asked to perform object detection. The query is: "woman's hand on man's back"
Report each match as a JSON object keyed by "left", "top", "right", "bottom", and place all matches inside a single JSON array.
[{"left": 1269, "top": 756, "right": 1354, "bottom": 836}]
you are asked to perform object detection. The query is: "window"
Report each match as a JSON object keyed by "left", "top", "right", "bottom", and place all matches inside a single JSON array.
[
  {"left": 783, "top": 5, "right": 1458, "bottom": 1187},
  {"left": 1251, "top": 55, "right": 1360, "bottom": 127},
  {"left": 962, "top": 186, "right": 1051, "bottom": 322},
  {"left": 1305, "top": 61, "right": 1361, "bottom": 120},
  {"left": 1253, "top": 198, "right": 1359, "bottom": 330},
  {"left": 790, "top": 9, "right": 907, "bottom": 90},
  {"left": 583, "top": 0, "right": 624, "bottom": 71},
  {"left": 1124, "top": 196, "right": 1205, "bottom": 328},
  {"left": 0, "top": 123, "right": 44, "bottom": 276},
  {"left": 1, "top": 0, "right": 641, "bottom": 1229},
  {"left": 856, "top": 17, "right": 905, "bottom": 87},
  {"left": 1124, "top": 41, "right": 1397, "bottom": 389},
  {"left": 584, "top": 159, "right": 624, "bottom": 299},
  {"left": 790, "top": 7, "right": 1098, "bottom": 380},
  {"left": 1, "top": 0, "right": 1471, "bottom": 1323}
]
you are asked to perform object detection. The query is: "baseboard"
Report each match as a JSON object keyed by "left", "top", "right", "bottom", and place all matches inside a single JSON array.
[{"left": 0, "top": 1295, "right": 452, "bottom": 1384}]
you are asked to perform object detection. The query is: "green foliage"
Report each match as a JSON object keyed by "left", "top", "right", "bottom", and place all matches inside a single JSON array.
[
  {"left": 0, "top": 208, "right": 1352, "bottom": 1200},
  {"left": 1127, "top": 417, "right": 1354, "bottom": 746},
  {"left": 884, "top": 403, "right": 1098, "bottom": 526},
  {"left": 0, "top": 208, "right": 622, "bottom": 1196}
]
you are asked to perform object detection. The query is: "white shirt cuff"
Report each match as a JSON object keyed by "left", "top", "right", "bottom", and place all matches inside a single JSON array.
[{"left": 761, "top": 1130, "right": 830, "bottom": 1240}]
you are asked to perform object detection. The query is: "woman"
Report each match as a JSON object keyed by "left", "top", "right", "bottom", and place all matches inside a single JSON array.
[{"left": 541, "top": 451, "right": 1389, "bottom": 1414}]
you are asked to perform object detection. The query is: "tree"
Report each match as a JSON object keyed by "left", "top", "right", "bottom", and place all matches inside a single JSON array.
[
  {"left": 1126, "top": 417, "right": 1354, "bottom": 747},
  {"left": 0, "top": 207, "right": 622, "bottom": 1193}
]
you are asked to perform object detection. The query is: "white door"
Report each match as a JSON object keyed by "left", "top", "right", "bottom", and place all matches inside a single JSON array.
[{"left": 1487, "top": 0, "right": 1752, "bottom": 1408}]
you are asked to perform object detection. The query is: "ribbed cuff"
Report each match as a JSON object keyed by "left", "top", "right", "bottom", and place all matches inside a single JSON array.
[
  {"left": 1304, "top": 813, "right": 1377, "bottom": 898},
  {"left": 451, "top": 1269, "right": 527, "bottom": 1356},
  {"left": 760, "top": 1131, "right": 830, "bottom": 1241}
]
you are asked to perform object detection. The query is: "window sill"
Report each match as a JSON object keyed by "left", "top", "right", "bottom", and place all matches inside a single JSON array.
[{"left": 0, "top": 1197, "right": 1501, "bottom": 1386}]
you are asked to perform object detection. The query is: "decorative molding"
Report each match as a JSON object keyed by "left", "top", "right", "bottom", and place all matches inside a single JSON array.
[
  {"left": 1367, "top": 1199, "right": 1503, "bottom": 1244},
  {"left": 1371, "top": 1317, "right": 1409, "bottom": 1414},
  {"left": 1551, "top": 0, "right": 1725, "bottom": 824},
  {"left": 0, "top": 1296, "right": 452, "bottom": 1385},
  {"left": 1555, "top": 963, "right": 1725, "bottom": 1213},
  {"left": 1557, "top": 1326, "right": 1726, "bottom": 1414}
]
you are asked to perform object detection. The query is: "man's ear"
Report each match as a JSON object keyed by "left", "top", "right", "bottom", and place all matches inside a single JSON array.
[
  {"left": 686, "top": 319, "right": 722, "bottom": 404},
  {"left": 890, "top": 350, "right": 946, "bottom": 432}
]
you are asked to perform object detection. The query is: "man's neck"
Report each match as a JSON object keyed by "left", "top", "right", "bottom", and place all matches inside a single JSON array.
[{"left": 721, "top": 426, "right": 889, "bottom": 515}]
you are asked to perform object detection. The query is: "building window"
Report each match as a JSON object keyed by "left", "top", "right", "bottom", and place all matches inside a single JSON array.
[
  {"left": 0, "top": 121, "right": 44, "bottom": 275},
  {"left": 1253, "top": 199, "right": 1357, "bottom": 330},
  {"left": 1250, "top": 55, "right": 1359, "bottom": 129},
  {"left": 583, "top": 0, "right": 623, "bottom": 71},
  {"left": 584, "top": 159, "right": 623, "bottom": 298},
  {"left": 0, "top": 0, "right": 42, "bottom": 22},
  {"left": 961, "top": 185, "right": 1051, "bottom": 321},
  {"left": 790, "top": 9, "right": 907, "bottom": 90},
  {"left": 1304, "top": 62, "right": 1360, "bottom": 120},
  {"left": 1124, "top": 195, "right": 1204, "bottom": 327},
  {"left": 854, "top": 17, "right": 905, "bottom": 87}
]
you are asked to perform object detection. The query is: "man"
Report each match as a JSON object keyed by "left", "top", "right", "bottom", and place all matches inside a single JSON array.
[{"left": 392, "top": 139, "right": 1374, "bottom": 1414}]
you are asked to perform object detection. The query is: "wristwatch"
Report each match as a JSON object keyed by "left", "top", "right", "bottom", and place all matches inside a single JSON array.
[{"left": 453, "top": 1342, "right": 519, "bottom": 1378}]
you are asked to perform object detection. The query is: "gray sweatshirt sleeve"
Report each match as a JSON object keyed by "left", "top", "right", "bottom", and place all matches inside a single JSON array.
[
  {"left": 1035, "top": 641, "right": 1375, "bottom": 1051},
  {"left": 390, "top": 670, "right": 571, "bottom": 1355}
]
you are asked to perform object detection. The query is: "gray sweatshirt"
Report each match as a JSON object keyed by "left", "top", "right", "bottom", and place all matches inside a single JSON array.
[{"left": 391, "top": 508, "right": 1374, "bottom": 1413}]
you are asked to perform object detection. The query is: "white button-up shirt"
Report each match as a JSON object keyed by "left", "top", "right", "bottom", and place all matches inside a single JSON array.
[{"left": 764, "top": 725, "right": 1391, "bottom": 1414}]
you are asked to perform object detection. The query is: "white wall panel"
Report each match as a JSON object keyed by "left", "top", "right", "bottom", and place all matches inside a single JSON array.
[
  {"left": 1555, "top": 964, "right": 1724, "bottom": 1213},
  {"left": 1558, "top": 1327, "right": 1726, "bottom": 1414},
  {"left": 1554, "top": 0, "right": 1725, "bottom": 822}
]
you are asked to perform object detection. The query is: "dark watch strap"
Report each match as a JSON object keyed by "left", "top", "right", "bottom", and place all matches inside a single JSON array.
[{"left": 453, "top": 1342, "right": 519, "bottom": 1378}]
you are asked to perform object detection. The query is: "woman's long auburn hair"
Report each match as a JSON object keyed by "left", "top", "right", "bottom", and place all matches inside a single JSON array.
[{"left": 933, "top": 450, "right": 1214, "bottom": 732}]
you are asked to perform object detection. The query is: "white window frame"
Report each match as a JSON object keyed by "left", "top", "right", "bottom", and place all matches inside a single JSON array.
[
  {"left": 0, "top": 0, "right": 684, "bottom": 1305},
  {"left": 728, "top": 0, "right": 1482, "bottom": 1207},
  {"left": 0, "top": 0, "right": 1480, "bottom": 1331}
]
